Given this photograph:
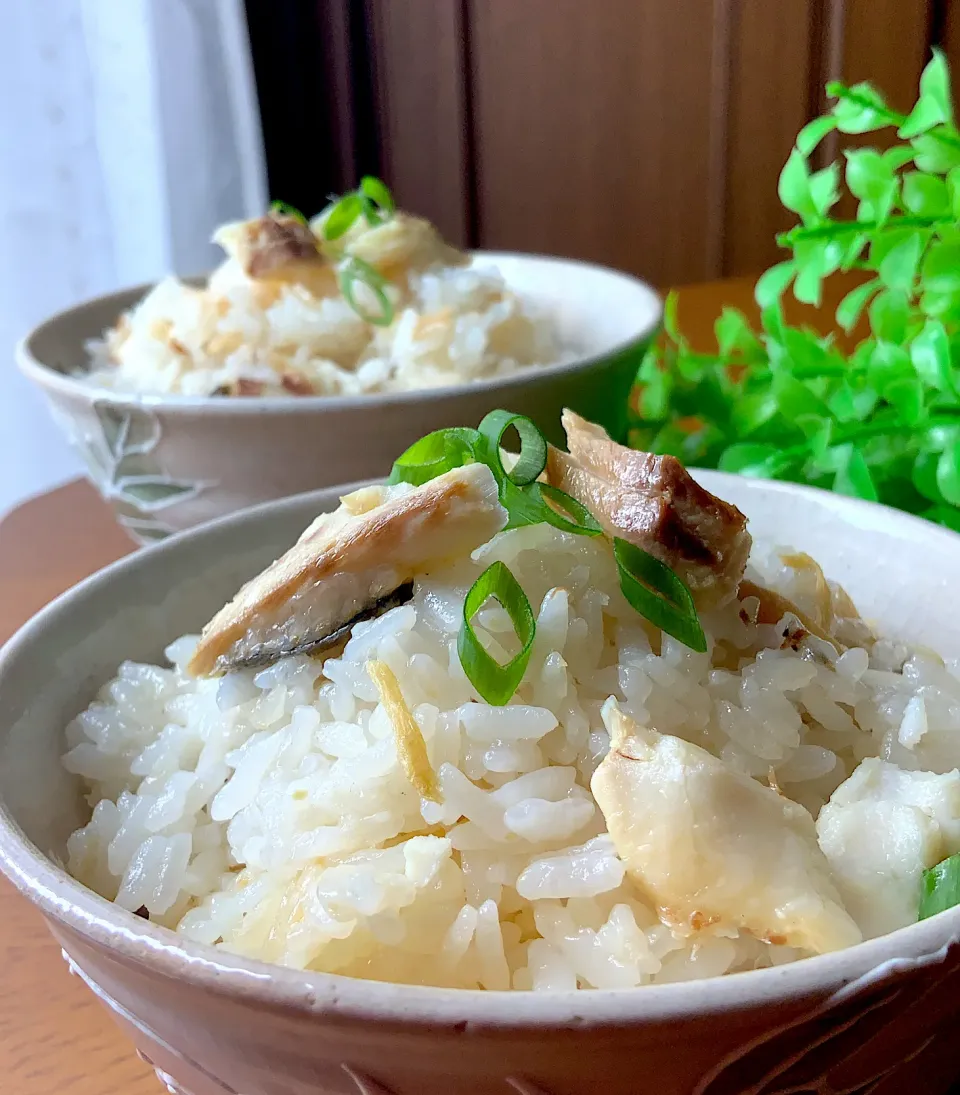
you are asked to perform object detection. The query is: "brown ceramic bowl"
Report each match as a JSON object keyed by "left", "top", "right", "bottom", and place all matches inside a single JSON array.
[
  {"left": 1, "top": 474, "right": 960, "bottom": 1095},
  {"left": 16, "top": 252, "right": 661, "bottom": 545}
]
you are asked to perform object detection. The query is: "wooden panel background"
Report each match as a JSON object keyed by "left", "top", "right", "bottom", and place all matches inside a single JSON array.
[
  {"left": 255, "top": 0, "right": 955, "bottom": 289},
  {"left": 365, "top": 0, "right": 471, "bottom": 248},
  {"left": 469, "top": 0, "right": 717, "bottom": 288}
]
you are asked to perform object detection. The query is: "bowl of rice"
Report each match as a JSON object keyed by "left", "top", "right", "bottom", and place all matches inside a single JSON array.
[
  {"left": 16, "top": 182, "right": 660, "bottom": 544},
  {"left": 2, "top": 408, "right": 960, "bottom": 1095}
]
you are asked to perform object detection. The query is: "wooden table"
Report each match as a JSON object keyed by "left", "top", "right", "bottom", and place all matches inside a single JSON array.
[{"left": 0, "top": 275, "right": 943, "bottom": 1094}]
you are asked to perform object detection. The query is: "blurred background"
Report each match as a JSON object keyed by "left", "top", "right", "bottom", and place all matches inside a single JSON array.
[{"left": 2, "top": 0, "right": 958, "bottom": 517}]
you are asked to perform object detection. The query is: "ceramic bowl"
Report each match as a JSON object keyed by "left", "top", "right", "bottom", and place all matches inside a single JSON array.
[
  {"left": 16, "top": 252, "right": 661, "bottom": 545},
  {"left": 2, "top": 473, "right": 960, "bottom": 1095}
]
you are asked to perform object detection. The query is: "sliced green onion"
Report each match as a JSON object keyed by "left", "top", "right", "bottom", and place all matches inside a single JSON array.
[
  {"left": 270, "top": 200, "right": 308, "bottom": 225},
  {"left": 613, "top": 537, "right": 707, "bottom": 653},
  {"left": 359, "top": 175, "right": 396, "bottom": 223},
  {"left": 322, "top": 193, "right": 363, "bottom": 240},
  {"left": 388, "top": 427, "right": 483, "bottom": 486},
  {"left": 477, "top": 410, "right": 548, "bottom": 486},
  {"left": 458, "top": 562, "right": 536, "bottom": 705},
  {"left": 537, "top": 484, "right": 605, "bottom": 536},
  {"left": 340, "top": 257, "right": 394, "bottom": 326},
  {"left": 919, "top": 854, "right": 960, "bottom": 920},
  {"left": 501, "top": 481, "right": 604, "bottom": 537},
  {"left": 500, "top": 479, "right": 552, "bottom": 530}
]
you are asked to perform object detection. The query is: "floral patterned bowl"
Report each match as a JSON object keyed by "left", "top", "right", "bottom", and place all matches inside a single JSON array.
[
  {"left": 0, "top": 472, "right": 959, "bottom": 1095},
  {"left": 16, "top": 253, "right": 661, "bottom": 544}
]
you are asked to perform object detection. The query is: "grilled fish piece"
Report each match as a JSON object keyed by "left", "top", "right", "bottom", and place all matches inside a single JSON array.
[
  {"left": 546, "top": 410, "right": 751, "bottom": 609},
  {"left": 213, "top": 212, "right": 337, "bottom": 296},
  {"left": 188, "top": 463, "right": 507, "bottom": 677},
  {"left": 591, "top": 701, "right": 862, "bottom": 954}
]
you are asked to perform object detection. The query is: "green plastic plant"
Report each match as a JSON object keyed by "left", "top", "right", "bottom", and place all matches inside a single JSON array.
[{"left": 631, "top": 50, "right": 960, "bottom": 531}]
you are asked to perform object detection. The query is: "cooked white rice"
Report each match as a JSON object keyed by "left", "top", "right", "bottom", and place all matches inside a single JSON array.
[
  {"left": 63, "top": 524, "right": 960, "bottom": 989},
  {"left": 83, "top": 212, "right": 569, "bottom": 398}
]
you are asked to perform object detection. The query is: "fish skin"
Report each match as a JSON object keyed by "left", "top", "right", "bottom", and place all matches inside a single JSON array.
[
  {"left": 546, "top": 410, "right": 751, "bottom": 609},
  {"left": 188, "top": 463, "right": 506, "bottom": 677}
]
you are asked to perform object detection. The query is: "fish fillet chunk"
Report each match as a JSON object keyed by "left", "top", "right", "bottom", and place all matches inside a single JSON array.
[
  {"left": 817, "top": 759, "right": 960, "bottom": 938},
  {"left": 188, "top": 463, "right": 506, "bottom": 676},
  {"left": 546, "top": 410, "right": 750, "bottom": 609},
  {"left": 591, "top": 701, "right": 862, "bottom": 954}
]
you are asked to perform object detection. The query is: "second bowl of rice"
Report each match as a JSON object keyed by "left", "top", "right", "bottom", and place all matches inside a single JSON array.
[{"left": 17, "top": 199, "right": 660, "bottom": 543}]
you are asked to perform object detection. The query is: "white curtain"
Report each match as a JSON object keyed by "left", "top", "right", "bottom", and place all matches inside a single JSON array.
[{"left": 0, "top": 0, "right": 267, "bottom": 518}]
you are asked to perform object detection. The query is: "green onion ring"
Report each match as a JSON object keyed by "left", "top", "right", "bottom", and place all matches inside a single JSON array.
[
  {"left": 477, "top": 410, "right": 548, "bottom": 486},
  {"left": 270, "top": 200, "right": 308, "bottom": 225},
  {"left": 388, "top": 427, "right": 483, "bottom": 486},
  {"left": 359, "top": 175, "right": 396, "bottom": 224},
  {"left": 457, "top": 561, "right": 536, "bottom": 705},
  {"left": 340, "top": 258, "right": 394, "bottom": 326},
  {"left": 322, "top": 193, "right": 363, "bottom": 241},
  {"left": 613, "top": 537, "right": 707, "bottom": 653},
  {"left": 500, "top": 481, "right": 604, "bottom": 536},
  {"left": 536, "top": 484, "right": 605, "bottom": 536},
  {"left": 920, "top": 853, "right": 960, "bottom": 920}
]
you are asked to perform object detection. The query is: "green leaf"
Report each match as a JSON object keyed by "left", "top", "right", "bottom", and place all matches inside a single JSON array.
[
  {"left": 829, "top": 81, "right": 891, "bottom": 134},
  {"left": 868, "top": 289, "right": 910, "bottom": 343},
  {"left": 731, "top": 391, "right": 779, "bottom": 436},
  {"left": 755, "top": 262, "right": 796, "bottom": 309},
  {"left": 792, "top": 239, "right": 843, "bottom": 305},
  {"left": 869, "top": 341, "right": 913, "bottom": 390},
  {"left": 936, "top": 439, "right": 960, "bottom": 505},
  {"left": 911, "top": 319, "right": 958, "bottom": 396},
  {"left": 650, "top": 421, "right": 723, "bottom": 465},
  {"left": 833, "top": 445, "right": 879, "bottom": 501},
  {"left": 913, "top": 449, "right": 944, "bottom": 502},
  {"left": 838, "top": 232, "right": 869, "bottom": 271},
  {"left": 796, "top": 115, "right": 839, "bottom": 156},
  {"left": 883, "top": 376, "right": 925, "bottom": 425},
  {"left": 715, "top": 307, "right": 761, "bottom": 356},
  {"left": 663, "top": 290, "right": 681, "bottom": 340},
  {"left": 883, "top": 145, "right": 919, "bottom": 172},
  {"left": 900, "top": 50, "right": 954, "bottom": 138},
  {"left": 845, "top": 149, "right": 898, "bottom": 223},
  {"left": 922, "top": 239, "right": 960, "bottom": 293},
  {"left": 875, "top": 231, "right": 924, "bottom": 292},
  {"left": 902, "top": 172, "right": 950, "bottom": 216},
  {"left": 947, "top": 167, "right": 960, "bottom": 218},
  {"left": 912, "top": 131, "right": 960, "bottom": 174},
  {"left": 771, "top": 371, "right": 830, "bottom": 420},
  {"left": 778, "top": 150, "right": 815, "bottom": 219},
  {"left": 636, "top": 356, "right": 671, "bottom": 420},
  {"left": 760, "top": 299, "right": 787, "bottom": 342},
  {"left": 779, "top": 326, "right": 835, "bottom": 374},
  {"left": 719, "top": 443, "right": 781, "bottom": 476},
  {"left": 925, "top": 503, "right": 960, "bottom": 532},
  {"left": 836, "top": 278, "right": 880, "bottom": 333},
  {"left": 808, "top": 163, "right": 840, "bottom": 217},
  {"left": 829, "top": 381, "right": 877, "bottom": 423}
]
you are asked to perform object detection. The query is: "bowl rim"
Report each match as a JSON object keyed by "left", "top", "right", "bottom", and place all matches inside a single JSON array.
[
  {"left": 15, "top": 250, "right": 663, "bottom": 415},
  {"left": 2, "top": 471, "right": 960, "bottom": 1027}
]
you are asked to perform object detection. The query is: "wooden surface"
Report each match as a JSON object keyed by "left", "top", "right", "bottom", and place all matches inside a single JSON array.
[{"left": 0, "top": 275, "right": 940, "bottom": 1093}]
